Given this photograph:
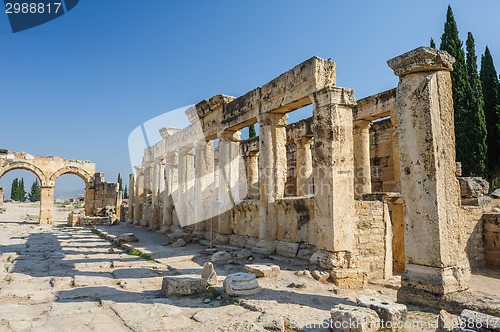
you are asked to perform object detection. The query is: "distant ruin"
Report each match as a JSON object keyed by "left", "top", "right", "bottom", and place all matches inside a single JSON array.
[
  {"left": 0, "top": 151, "right": 120, "bottom": 224},
  {"left": 123, "top": 46, "right": 497, "bottom": 302}
]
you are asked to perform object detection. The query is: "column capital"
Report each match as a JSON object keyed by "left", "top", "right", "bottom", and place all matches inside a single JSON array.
[
  {"left": 257, "top": 112, "right": 288, "bottom": 127},
  {"left": 311, "top": 86, "right": 356, "bottom": 108},
  {"left": 387, "top": 46, "right": 455, "bottom": 77},
  {"left": 165, "top": 152, "right": 179, "bottom": 167},
  {"left": 217, "top": 130, "right": 241, "bottom": 142},
  {"left": 293, "top": 135, "right": 312, "bottom": 148},
  {"left": 353, "top": 119, "right": 372, "bottom": 131}
]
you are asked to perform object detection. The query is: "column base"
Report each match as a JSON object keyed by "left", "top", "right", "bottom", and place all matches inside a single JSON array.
[
  {"left": 330, "top": 268, "right": 368, "bottom": 289},
  {"left": 252, "top": 241, "right": 277, "bottom": 255},
  {"left": 401, "top": 263, "right": 470, "bottom": 295},
  {"left": 310, "top": 249, "right": 358, "bottom": 269}
]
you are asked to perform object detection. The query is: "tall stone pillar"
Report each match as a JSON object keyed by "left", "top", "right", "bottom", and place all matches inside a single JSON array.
[
  {"left": 309, "top": 86, "right": 358, "bottom": 269},
  {"left": 217, "top": 130, "right": 241, "bottom": 234},
  {"left": 353, "top": 119, "right": 372, "bottom": 199},
  {"left": 141, "top": 162, "right": 153, "bottom": 227},
  {"left": 388, "top": 47, "right": 470, "bottom": 296},
  {"left": 294, "top": 135, "right": 313, "bottom": 196},
  {"left": 162, "top": 152, "right": 178, "bottom": 232},
  {"left": 254, "top": 113, "right": 287, "bottom": 254},
  {"left": 39, "top": 185, "right": 55, "bottom": 224},
  {"left": 194, "top": 140, "right": 215, "bottom": 230},
  {"left": 133, "top": 167, "right": 144, "bottom": 224},
  {"left": 151, "top": 160, "right": 161, "bottom": 230},
  {"left": 243, "top": 151, "right": 259, "bottom": 199},
  {"left": 127, "top": 174, "right": 136, "bottom": 224}
]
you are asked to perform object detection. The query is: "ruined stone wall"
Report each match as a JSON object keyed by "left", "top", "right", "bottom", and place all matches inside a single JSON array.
[
  {"left": 462, "top": 207, "right": 487, "bottom": 269},
  {"left": 370, "top": 119, "right": 395, "bottom": 192},
  {"left": 355, "top": 200, "right": 389, "bottom": 280},
  {"left": 85, "top": 173, "right": 121, "bottom": 219},
  {"left": 483, "top": 214, "right": 500, "bottom": 267},
  {"left": 275, "top": 197, "right": 315, "bottom": 244}
]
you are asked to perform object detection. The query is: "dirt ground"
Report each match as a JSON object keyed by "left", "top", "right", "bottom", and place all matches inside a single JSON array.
[{"left": 0, "top": 202, "right": 498, "bottom": 331}]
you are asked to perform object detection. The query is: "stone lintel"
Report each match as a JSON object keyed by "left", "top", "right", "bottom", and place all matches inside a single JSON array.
[
  {"left": 311, "top": 86, "right": 356, "bottom": 109},
  {"left": 159, "top": 127, "right": 181, "bottom": 139},
  {"left": 387, "top": 46, "right": 455, "bottom": 77}
]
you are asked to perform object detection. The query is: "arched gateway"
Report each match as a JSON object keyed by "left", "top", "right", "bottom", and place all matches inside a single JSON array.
[{"left": 0, "top": 151, "right": 95, "bottom": 224}]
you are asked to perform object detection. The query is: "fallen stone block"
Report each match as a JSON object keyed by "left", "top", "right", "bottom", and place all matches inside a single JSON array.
[
  {"left": 244, "top": 264, "right": 280, "bottom": 278},
  {"left": 330, "top": 304, "right": 379, "bottom": 332},
  {"left": 276, "top": 241, "right": 299, "bottom": 258},
  {"left": 297, "top": 243, "right": 316, "bottom": 260},
  {"left": 161, "top": 276, "right": 206, "bottom": 296},
  {"left": 229, "top": 234, "right": 248, "bottom": 248},
  {"left": 235, "top": 249, "right": 254, "bottom": 260},
  {"left": 458, "top": 177, "right": 489, "bottom": 198},
  {"left": 356, "top": 296, "right": 407, "bottom": 329},
  {"left": 459, "top": 309, "right": 500, "bottom": 332},
  {"left": 437, "top": 310, "right": 460, "bottom": 332},
  {"left": 171, "top": 238, "right": 186, "bottom": 248},
  {"left": 201, "top": 262, "right": 217, "bottom": 285},
  {"left": 311, "top": 270, "right": 329, "bottom": 284},
  {"left": 115, "top": 233, "right": 138, "bottom": 243},
  {"left": 211, "top": 250, "right": 232, "bottom": 262},
  {"left": 330, "top": 268, "right": 367, "bottom": 289},
  {"left": 224, "top": 272, "right": 261, "bottom": 296}
]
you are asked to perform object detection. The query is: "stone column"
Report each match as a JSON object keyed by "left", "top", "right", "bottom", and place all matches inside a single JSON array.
[
  {"left": 388, "top": 46, "right": 470, "bottom": 296},
  {"left": 194, "top": 140, "right": 215, "bottom": 230},
  {"left": 39, "top": 185, "right": 55, "bottom": 224},
  {"left": 151, "top": 160, "right": 161, "bottom": 230},
  {"left": 141, "top": 162, "right": 153, "bottom": 227},
  {"left": 217, "top": 130, "right": 241, "bottom": 234},
  {"left": 162, "top": 152, "right": 178, "bottom": 232},
  {"left": 133, "top": 167, "right": 144, "bottom": 224},
  {"left": 294, "top": 135, "right": 313, "bottom": 196},
  {"left": 127, "top": 174, "right": 136, "bottom": 224},
  {"left": 309, "top": 86, "right": 358, "bottom": 269},
  {"left": 254, "top": 113, "right": 288, "bottom": 254},
  {"left": 243, "top": 151, "right": 259, "bottom": 199},
  {"left": 353, "top": 119, "right": 372, "bottom": 199}
]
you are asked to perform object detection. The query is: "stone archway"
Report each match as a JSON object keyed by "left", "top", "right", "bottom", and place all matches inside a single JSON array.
[{"left": 0, "top": 152, "right": 96, "bottom": 224}]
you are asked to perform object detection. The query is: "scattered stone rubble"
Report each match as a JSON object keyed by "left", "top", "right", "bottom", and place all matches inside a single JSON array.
[{"left": 224, "top": 272, "right": 261, "bottom": 296}]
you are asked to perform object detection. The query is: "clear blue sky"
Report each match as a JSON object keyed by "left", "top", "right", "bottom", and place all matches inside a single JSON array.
[{"left": 1, "top": 1, "right": 500, "bottom": 196}]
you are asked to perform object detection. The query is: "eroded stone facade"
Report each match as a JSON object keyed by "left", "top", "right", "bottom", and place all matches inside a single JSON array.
[{"left": 128, "top": 46, "right": 498, "bottom": 296}]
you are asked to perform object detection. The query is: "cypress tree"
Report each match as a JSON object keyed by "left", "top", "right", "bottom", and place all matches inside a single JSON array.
[
  {"left": 29, "top": 179, "right": 41, "bottom": 202},
  {"left": 480, "top": 46, "right": 500, "bottom": 185},
  {"left": 430, "top": 38, "right": 436, "bottom": 49},
  {"left": 440, "top": 5, "right": 473, "bottom": 176},
  {"left": 10, "top": 178, "right": 18, "bottom": 201},
  {"left": 19, "top": 178, "right": 26, "bottom": 202},
  {"left": 464, "top": 32, "right": 488, "bottom": 177},
  {"left": 249, "top": 124, "right": 256, "bottom": 138},
  {"left": 123, "top": 185, "right": 128, "bottom": 199}
]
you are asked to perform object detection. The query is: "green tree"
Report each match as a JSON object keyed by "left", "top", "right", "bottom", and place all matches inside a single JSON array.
[
  {"left": 430, "top": 38, "right": 436, "bottom": 49},
  {"left": 249, "top": 124, "right": 256, "bottom": 138},
  {"left": 10, "top": 178, "right": 18, "bottom": 201},
  {"left": 19, "top": 178, "right": 26, "bottom": 202},
  {"left": 480, "top": 46, "right": 500, "bottom": 186},
  {"left": 463, "top": 32, "right": 488, "bottom": 177},
  {"left": 440, "top": 6, "right": 474, "bottom": 176},
  {"left": 123, "top": 185, "right": 128, "bottom": 199},
  {"left": 28, "top": 179, "right": 41, "bottom": 202},
  {"left": 117, "top": 173, "right": 123, "bottom": 191}
]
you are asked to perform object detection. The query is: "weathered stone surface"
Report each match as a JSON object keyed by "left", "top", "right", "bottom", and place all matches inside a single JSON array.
[
  {"left": 297, "top": 244, "right": 316, "bottom": 260},
  {"left": 437, "top": 310, "right": 460, "bottom": 332},
  {"left": 116, "top": 233, "right": 138, "bottom": 243},
  {"left": 252, "top": 241, "right": 277, "bottom": 255},
  {"left": 259, "top": 313, "right": 285, "bottom": 331},
  {"left": 161, "top": 276, "right": 206, "bottom": 296},
  {"left": 244, "top": 264, "right": 280, "bottom": 278},
  {"left": 311, "top": 270, "right": 329, "bottom": 284},
  {"left": 330, "top": 304, "right": 379, "bottom": 332},
  {"left": 310, "top": 250, "right": 356, "bottom": 270},
  {"left": 458, "top": 177, "right": 489, "bottom": 198},
  {"left": 356, "top": 296, "right": 407, "bottom": 328},
  {"left": 387, "top": 46, "right": 455, "bottom": 77},
  {"left": 276, "top": 241, "right": 299, "bottom": 258},
  {"left": 224, "top": 272, "right": 261, "bottom": 296},
  {"left": 201, "top": 262, "right": 217, "bottom": 285},
  {"left": 460, "top": 309, "right": 500, "bottom": 332},
  {"left": 330, "top": 269, "right": 368, "bottom": 289},
  {"left": 235, "top": 249, "right": 254, "bottom": 260},
  {"left": 192, "top": 305, "right": 247, "bottom": 324},
  {"left": 229, "top": 234, "right": 248, "bottom": 247},
  {"left": 171, "top": 238, "right": 186, "bottom": 248},
  {"left": 211, "top": 250, "right": 232, "bottom": 262}
]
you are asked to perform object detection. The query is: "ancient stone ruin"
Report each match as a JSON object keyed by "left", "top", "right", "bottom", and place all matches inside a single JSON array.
[
  {"left": 120, "top": 46, "right": 498, "bottom": 304},
  {"left": 0, "top": 150, "right": 121, "bottom": 224}
]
